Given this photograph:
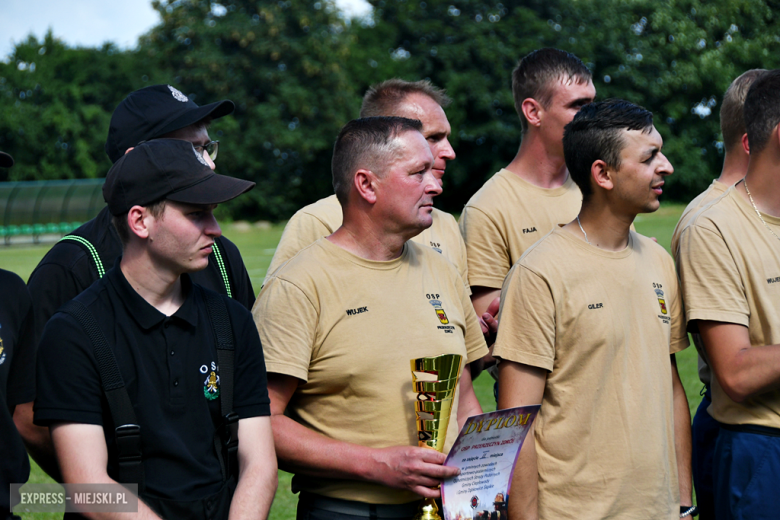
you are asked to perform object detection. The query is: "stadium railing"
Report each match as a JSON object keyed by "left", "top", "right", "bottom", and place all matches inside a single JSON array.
[{"left": 0, "top": 179, "right": 105, "bottom": 245}]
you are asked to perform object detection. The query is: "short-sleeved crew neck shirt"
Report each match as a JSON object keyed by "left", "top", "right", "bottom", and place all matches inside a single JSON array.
[
  {"left": 671, "top": 179, "right": 730, "bottom": 257},
  {"left": 459, "top": 169, "right": 582, "bottom": 290},
  {"left": 255, "top": 238, "right": 487, "bottom": 504},
  {"left": 671, "top": 179, "right": 730, "bottom": 386},
  {"left": 679, "top": 186, "right": 780, "bottom": 429},
  {"left": 493, "top": 227, "right": 687, "bottom": 520},
  {"left": 35, "top": 265, "right": 270, "bottom": 500}
]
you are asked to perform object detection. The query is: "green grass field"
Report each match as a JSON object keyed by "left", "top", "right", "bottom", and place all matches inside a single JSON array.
[{"left": 1, "top": 203, "right": 700, "bottom": 518}]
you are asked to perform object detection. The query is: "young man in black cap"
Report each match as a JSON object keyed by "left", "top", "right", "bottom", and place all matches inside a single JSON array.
[
  {"left": 20, "top": 84, "right": 256, "bottom": 478},
  {"left": 34, "top": 139, "right": 277, "bottom": 519},
  {"left": 0, "top": 151, "right": 37, "bottom": 520}
]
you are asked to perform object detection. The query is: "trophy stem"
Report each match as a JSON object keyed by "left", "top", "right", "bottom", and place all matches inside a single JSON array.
[
  {"left": 413, "top": 498, "right": 441, "bottom": 520},
  {"left": 411, "top": 354, "right": 462, "bottom": 520}
]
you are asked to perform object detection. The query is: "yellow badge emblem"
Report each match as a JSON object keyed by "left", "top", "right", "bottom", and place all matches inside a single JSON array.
[
  {"left": 204, "top": 371, "right": 220, "bottom": 400},
  {"left": 655, "top": 289, "right": 668, "bottom": 315},
  {"left": 429, "top": 299, "right": 449, "bottom": 324}
]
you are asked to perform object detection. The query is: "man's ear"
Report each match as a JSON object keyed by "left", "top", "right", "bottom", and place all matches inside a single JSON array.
[
  {"left": 127, "top": 205, "right": 152, "bottom": 240},
  {"left": 591, "top": 160, "right": 615, "bottom": 192},
  {"left": 521, "top": 98, "right": 543, "bottom": 128},
  {"left": 353, "top": 168, "right": 379, "bottom": 204},
  {"left": 741, "top": 133, "right": 750, "bottom": 155}
]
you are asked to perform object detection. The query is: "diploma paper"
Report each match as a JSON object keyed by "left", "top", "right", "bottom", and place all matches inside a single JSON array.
[{"left": 441, "top": 405, "right": 540, "bottom": 520}]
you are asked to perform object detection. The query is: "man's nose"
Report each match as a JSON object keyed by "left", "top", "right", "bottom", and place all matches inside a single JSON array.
[
  {"left": 426, "top": 171, "right": 443, "bottom": 195},
  {"left": 206, "top": 212, "right": 222, "bottom": 238},
  {"left": 203, "top": 149, "right": 216, "bottom": 170},
  {"left": 439, "top": 138, "right": 456, "bottom": 161},
  {"left": 658, "top": 152, "right": 674, "bottom": 176}
]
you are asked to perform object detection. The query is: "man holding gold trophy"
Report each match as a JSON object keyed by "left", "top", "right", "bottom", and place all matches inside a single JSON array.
[{"left": 254, "top": 117, "right": 488, "bottom": 519}]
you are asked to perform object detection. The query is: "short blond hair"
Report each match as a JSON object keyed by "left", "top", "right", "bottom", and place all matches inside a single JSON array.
[
  {"left": 360, "top": 79, "right": 451, "bottom": 117},
  {"left": 720, "top": 69, "right": 766, "bottom": 151}
]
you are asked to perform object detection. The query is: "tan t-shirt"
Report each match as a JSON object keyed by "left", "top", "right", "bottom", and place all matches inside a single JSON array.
[
  {"left": 264, "top": 194, "right": 469, "bottom": 288},
  {"left": 671, "top": 179, "right": 729, "bottom": 257},
  {"left": 493, "top": 227, "right": 687, "bottom": 520},
  {"left": 678, "top": 187, "right": 780, "bottom": 429},
  {"left": 671, "top": 179, "right": 730, "bottom": 387},
  {"left": 254, "top": 239, "right": 488, "bottom": 504},
  {"left": 459, "top": 169, "right": 582, "bottom": 289}
]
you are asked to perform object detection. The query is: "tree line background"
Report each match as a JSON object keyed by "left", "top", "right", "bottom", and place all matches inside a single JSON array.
[{"left": 1, "top": 0, "right": 778, "bottom": 221}]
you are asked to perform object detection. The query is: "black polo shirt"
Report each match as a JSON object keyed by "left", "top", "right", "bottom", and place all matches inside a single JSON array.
[
  {"left": 34, "top": 264, "right": 270, "bottom": 501},
  {"left": 27, "top": 207, "right": 255, "bottom": 340},
  {"left": 0, "top": 269, "right": 37, "bottom": 512}
]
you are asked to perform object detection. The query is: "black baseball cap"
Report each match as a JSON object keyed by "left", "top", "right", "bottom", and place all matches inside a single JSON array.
[
  {"left": 0, "top": 151, "right": 13, "bottom": 168},
  {"left": 103, "top": 139, "right": 254, "bottom": 215},
  {"left": 105, "top": 84, "right": 235, "bottom": 163}
]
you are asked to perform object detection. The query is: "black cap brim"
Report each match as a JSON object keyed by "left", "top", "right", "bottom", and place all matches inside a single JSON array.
[
  {"left": 157, "top": 100, "right": 235, "bottom": 138},
  {"left": 165, "top": 172, "right": 255, "bottom": 207},
  {"left": 0, "top": 152, "right": 14, "bottom": 168}
]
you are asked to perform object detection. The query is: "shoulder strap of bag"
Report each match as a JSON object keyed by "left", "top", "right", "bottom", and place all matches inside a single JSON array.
[
  {"left": 59, "top": 235, "right": 106, "bottom": 279},
  {"left": 211, "top": 237, "right": 233, "bottom": 299},
  {"left": 202, "top": 289, "right": 239, "bottom": 481},
  {"left": 60, "top": 300, "right": 144, "bottom": 492}
]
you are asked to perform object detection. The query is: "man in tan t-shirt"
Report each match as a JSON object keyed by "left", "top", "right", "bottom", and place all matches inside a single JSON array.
[
  {"left": 494, "top": 100, "right": 692, "bottom": 520},
  {"left": 254, "top": 117, "right": 488, "bottom": 517},
  {"left": 671, "top": 68, "right": 765, "bottom": 520},
  {"left": 265, "top": 79, "right": 468, "bottom": 289},
  {"left": 671, "top": 69, "right": 765, "bottom": 255},
  {"left": 460, "top": 48, "right": 595, "bottom": 322},
  {"left": 678, "top": 69, "right": 780, "bottom": 520}
]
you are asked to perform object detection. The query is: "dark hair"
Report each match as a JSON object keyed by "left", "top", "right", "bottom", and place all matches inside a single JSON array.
[
  {"left": 360, "top": 79, "right": 451, "bottom": 117},
  {"left": 563, "top": 99, "right": 654, "bottom": 201},
  {"left": 111, "top": 199, "right": 167, "bottom": 246},
  {"left": 331, "top": 117, "right": 423, "bottom": 205},
  {"left": 743, "top": 69, "right": 780, "bottom": 155},
  {"left": 512, "top": 48, "right": 592, "bottom": 134},
  {"left": 720, "top": 69, "right": 767, "bottom": 151}
]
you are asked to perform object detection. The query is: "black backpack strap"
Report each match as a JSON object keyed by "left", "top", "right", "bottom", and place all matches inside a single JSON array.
[
  {"left": 59, "top": 235, "right": 106, "bottom": 279},
  {"left": 60, "top": 300, "right": 144, "bottom": 492},
  {"left": 202, "top": 289, "right": 239, "bottom": 481},
  {"left": 211, "top": 237, "right": 233, "bottom": 299}
]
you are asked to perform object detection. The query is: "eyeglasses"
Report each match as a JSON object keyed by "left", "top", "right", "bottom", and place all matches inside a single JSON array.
[{"left": 194, "top": 140, "right": 219, "bottom": 161}]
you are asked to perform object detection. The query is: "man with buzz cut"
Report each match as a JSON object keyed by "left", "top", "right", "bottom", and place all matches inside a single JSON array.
[
  {"left": 678, "top": 69, "right": 780, "bottom": 520},
  {"left": 264, "top": 79, "right": 468, "bottom": 291},
  {"left": 494, "top": 100, "right": 693, "bottom": 520},
  {"left": 34, "top": 139, "right": 277, "bottom": 519},
  {"left": 460, "top": 48, "right": 596, "bottom": 324},
  {"left": 254, "top": 117, "right": 487, "bottom": 518},
  {"left": 20, "top": 84, "right": 256, "bottom": 479},
  {"left": 670, "top": 68, "right": 765, "bottom": 520}
]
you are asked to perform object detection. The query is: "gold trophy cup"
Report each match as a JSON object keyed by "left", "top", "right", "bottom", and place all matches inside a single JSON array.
[{"left": 411, "top": 353, "right": 463, "bottom": 520}]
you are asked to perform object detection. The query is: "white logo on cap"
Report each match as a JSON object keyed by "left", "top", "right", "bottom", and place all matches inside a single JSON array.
[
  {"left": 193, "top": 146, "right": 209, "bottom": 166},
  {"left": 168, "top": 85, "right": 189, "bottom": 102}
]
